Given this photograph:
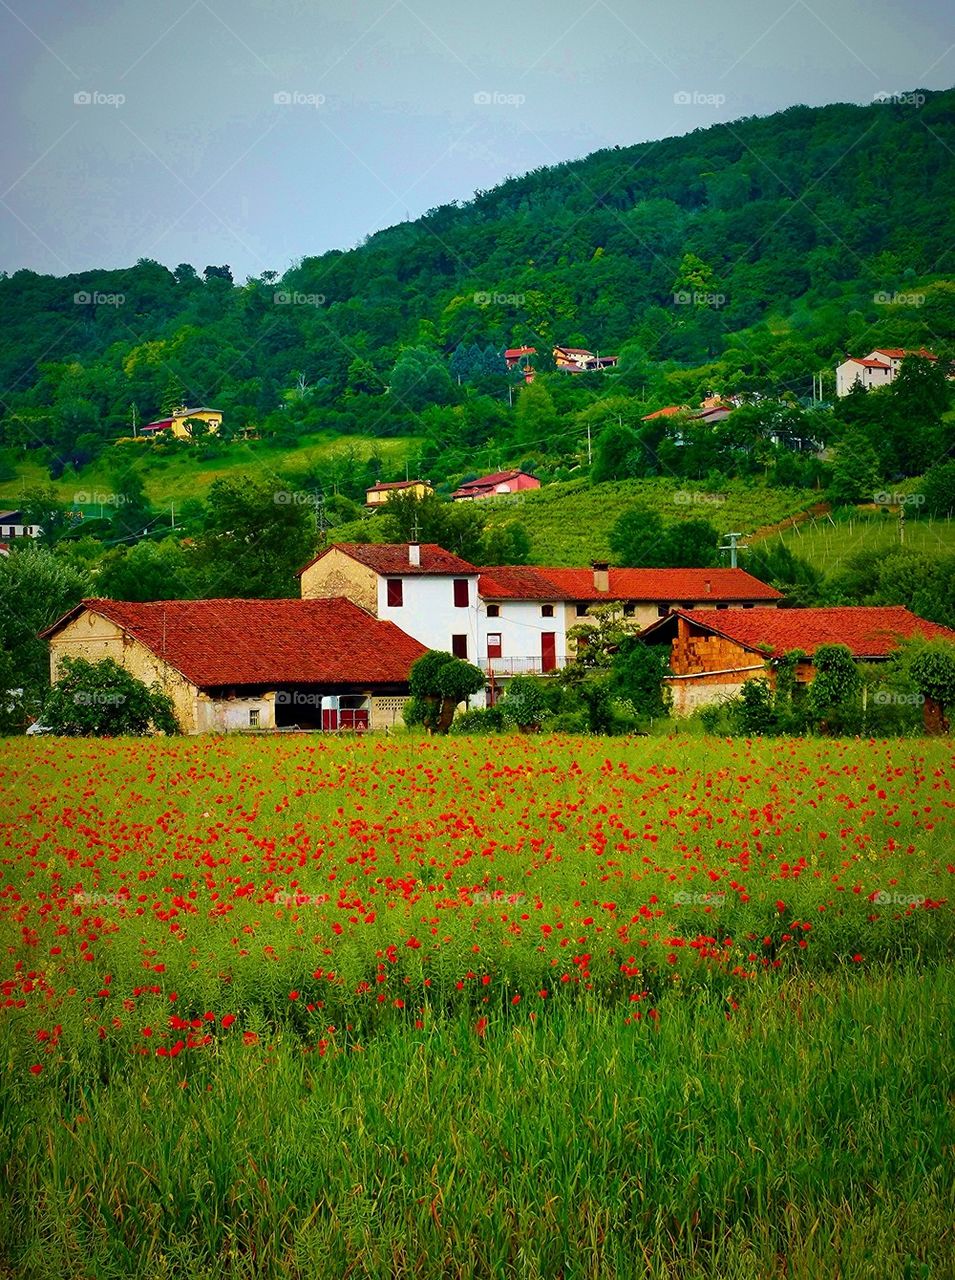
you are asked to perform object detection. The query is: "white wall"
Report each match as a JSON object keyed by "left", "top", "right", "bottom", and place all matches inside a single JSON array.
[
  {"left": 478, "top": 600, "right": 567, "bottom": 674},
  {"left": 377, "top": 572, "right": 481, "bottom": 660}
]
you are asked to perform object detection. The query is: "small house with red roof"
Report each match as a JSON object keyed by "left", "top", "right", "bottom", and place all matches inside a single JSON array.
[
  {"left": 41, "top": 596, "right": 426, "bottom": 733},
  {"left": 140, "top": 406, "right": 223, "bottom": 439},
  {"left": 637, "top": 605, "right": 955, "bottom": 715},
  {"left": 836, "top": 348, "right": 938, "bottom": 397},
  {"left": 365, "top": 479, "right": 433, "bottom": 507},
  {"left": 450, "top": 469, "right": 540, "bottom": 502}
]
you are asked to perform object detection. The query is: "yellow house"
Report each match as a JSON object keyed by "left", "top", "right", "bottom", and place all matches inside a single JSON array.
[
  {"left": 365, "top": 479, "right": 433, "bottom": 507},
  {"left": 141, "top": 405, "right": 223, "bottom": 440}
]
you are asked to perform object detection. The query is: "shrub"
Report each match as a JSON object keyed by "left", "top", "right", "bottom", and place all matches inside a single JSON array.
[{"left": 42, "top": 657, "right": 179, "bottom": 736}]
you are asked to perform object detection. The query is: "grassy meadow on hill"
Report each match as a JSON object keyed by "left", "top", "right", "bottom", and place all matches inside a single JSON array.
[{"left": 2, "top": 732, "right": 952, "bottom": 1279}]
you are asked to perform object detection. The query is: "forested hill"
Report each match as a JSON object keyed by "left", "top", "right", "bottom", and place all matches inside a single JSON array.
[{"left": 1, "top": 88, "right": 953, "bottom": 478}]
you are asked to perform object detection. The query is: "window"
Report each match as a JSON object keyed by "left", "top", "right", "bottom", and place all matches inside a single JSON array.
[
  {"left": 541, "top": 604, "right": 554, "bottom": 618},
  {"left": 623, "top": 603, "right": 635, "bottom": 617},
  {"left": 487, "top": 633, "right": 502, "bottom": 658},
  {"left": 249, "top": 708, "right": 260, "bottom": 728},
  {"left": 576, "top": 604, "right": 589, "bottom": 616},
  {"left": 486, "top": 604, "right": 500, "bottom": 618},
  {"left": 657, "top": 605, "right": 669, "bottom": 618},
  {"left": 387, "top": 578, "right": 403, "bottom": 607},
  {"left": 453, "top": 578, "right": 469, "bottom": 608},
  {"left": 451, "top": 634, "right": 468, "bottom": 659}
]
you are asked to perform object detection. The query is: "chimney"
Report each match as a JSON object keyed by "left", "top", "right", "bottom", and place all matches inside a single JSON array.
[
  {"left": 592, "top": 561, "right": 609, "bottom": 593},
  {"left": 408, "top": 543, "right": 421, "bottom": 567},
  {"left": 704, "top": 579, "right": 711, "bottom": 595}
]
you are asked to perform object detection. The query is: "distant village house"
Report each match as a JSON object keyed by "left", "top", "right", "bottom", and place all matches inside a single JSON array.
[
  {"left": 140, "top": 406, "right": 224, "bottom": 439},
  {"left": 365, "top": 479, "right": 433, "bottom": 507}
]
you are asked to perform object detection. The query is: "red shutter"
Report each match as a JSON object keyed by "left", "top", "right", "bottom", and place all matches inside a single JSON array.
[
  {"left": 387, "top": 579, "right": 403, "bottom": 607},
  {"left": 452, "top": 634, "right": 468, "bottom": 659},
  {"left": 453, "top": 578, "right": 469, "bottom": 607}
]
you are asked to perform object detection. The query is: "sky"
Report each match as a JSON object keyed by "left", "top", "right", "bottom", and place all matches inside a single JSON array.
[{"left": 1, "top": 0, "right": 953, "bottom": 282}]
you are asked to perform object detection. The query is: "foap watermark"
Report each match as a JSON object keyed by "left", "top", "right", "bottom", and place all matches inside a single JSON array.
[
  {"left": 874, "top": 890, "right": 925, "bottom": 906},
  {"left": 873, "top": 490, "right": 924, "bottom": 506},
  {"left": 73, "top": 892, "right": 126, "bottom": 906},
  {"left": 274, "top": 291, "right": 325, "bottom": 307},
  {"left": 673, "top": 891, "right": 726, "bottom": 907},
  {"left": 872, "top": 90, "right": 925, "bottom": 108},
  {"left": 874, "top": 290, "right": 925, "bottom": 307},
  {"left": 275, "top": 690, "right": 322, "bottom": 708},
  {"left": 674, "top": 90, "right": 725, "bottom": 107},
  {"left": 673, "top": 490, "right": 726, "bottom": 507},
  {"left": 473, "top": 90, "right": 525, "bottom": 107},
  {"left": 274, "top": 90, "right": 325, "bottom": 107},
  {"left": 74, "top": 90, "right": 125, "bottom": 108},
  {"left": 74, "top": 290, "right": 124, "bottom": 307},
  {"left": 273, "top": 489, "right": 322, "bottom": 507},
  {"left": 673, "top": 289, "right": 726, "bottom": 308},
  {"left": 873, "top": 690, "right": 924, "bottom": 706},
  {"left": 73, "top": 490, "right": 128, "bottom": 506},
  {"left": 472, "top": 891, "right": 525, "bottom": 905},
  {"left": 74, "top": 691, "right": 126, "bottom": 707},
  {"left": 272, "top": 891, "right": 323, "bottom": 906},
  {"left": 474, "top": 291, "right": 525, "bottom": 307}
]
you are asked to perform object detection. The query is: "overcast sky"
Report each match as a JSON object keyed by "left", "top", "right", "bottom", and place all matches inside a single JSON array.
[{"left": 1, "top": 0, "right": 952, "bottom": 281}]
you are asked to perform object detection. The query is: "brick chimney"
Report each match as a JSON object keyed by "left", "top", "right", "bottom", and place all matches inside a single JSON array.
[
  {"left": 704, "top": 578, "right": 711, "bottom": 595},
  {"left": 592, "top": 561, "right": 609, "bottom": 592},
  {"left": 409, "top": 543, "right": 421, "bottom": 567}
]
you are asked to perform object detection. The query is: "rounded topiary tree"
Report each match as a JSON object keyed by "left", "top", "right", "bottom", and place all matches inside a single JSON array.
[
  {"left": 807, "top": 644, "right": 861, "bottom": 735},
  {"left": 43, "top": 657, "right": 179, "bottom": 736},
  {"left": 403, "top": 651, "right": 485, "bottom": 734}
]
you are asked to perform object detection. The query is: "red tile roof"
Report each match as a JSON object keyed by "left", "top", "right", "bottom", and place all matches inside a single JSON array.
[
  {"left": 642, "top": 405, "right": 688, "bottom": 420},
  {"left": 848, "top": 358, "right": 891, "bottom": 370},
  {"left": 478, "top": 566, "right": 782, "bottom": 602},
  {"left": 505, "top": 346, "right": 536, "bottom": 357},
  {"left": 660, "top": 606, "right": 955, "bottom": 658},
  {"left": 870, "top": 347, "right": 937, "bottom": 361},
  {"left": 43, "top": 597, "right": 427, "bottom": 688},
  {"left": 299, "top": 542, "right": 477, "bottom": 578},
  {"left": 451, "top": 470, "right": 540, "bottom": 499},
  {"left": 141, "top": 417, "right": 175, "bottom": 432}
]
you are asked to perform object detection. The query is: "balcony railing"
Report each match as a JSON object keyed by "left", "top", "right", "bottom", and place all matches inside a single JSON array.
[{"left": 481, "top": 655, "right": 566, "bottom": 676}]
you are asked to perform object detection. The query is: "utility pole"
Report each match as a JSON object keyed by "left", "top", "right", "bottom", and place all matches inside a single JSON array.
[
  {"left": 170, "top": 501, "right": 176, "bottom": 529},
  {"left": 587, "top": 422, "right": 592, "bottom": 466},
  {"left": 720, "top": 532, "right": 743, "bottom": 568},
  {"left": 131, "top": 403, "right": 138, "bottom": 437}
]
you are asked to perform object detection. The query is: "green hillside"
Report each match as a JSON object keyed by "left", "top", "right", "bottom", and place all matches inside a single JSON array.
[
  {"left": 1, "top": 88, "right": 953, "bottom": 502},
  {"left": 754, "top": 508, "right": 955, "bottom": 573},
  {"left": 331, "top": 479, "right": 817, "bottom": 566}
]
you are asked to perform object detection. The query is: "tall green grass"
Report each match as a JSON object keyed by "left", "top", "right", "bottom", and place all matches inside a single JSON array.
[{"left": 2, "top": 969, "right": 950, "bottom": 1279}]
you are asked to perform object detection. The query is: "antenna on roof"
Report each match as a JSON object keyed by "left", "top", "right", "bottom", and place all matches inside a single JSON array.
[{"left": 411, "top": 513, "right": 420, "bottom": 543}]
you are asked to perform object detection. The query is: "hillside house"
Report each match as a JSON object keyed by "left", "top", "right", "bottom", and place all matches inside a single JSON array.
[
  {"left": 0, "top": 509, "right": 42, "bottom": 539},
  {"left": 42, "top": 597, "right": 425, "bottom": 733},
  {"left": 140, "top": 406, "right": 223, "bottom": 439},
  {"left": 553, "top": 346, "right": 618, "bottom": 372},
  {"left": 835, "top": 348, "right": 937, "bottom": 397},
  {"left": 451, "top": 470, "right": 540, "bottom": 501},
  {"left": 365, "top": 479, "right": 433, "bottom": 507},
  {"left": 638, "top": 605, "right": 955, "bottom": 716}
]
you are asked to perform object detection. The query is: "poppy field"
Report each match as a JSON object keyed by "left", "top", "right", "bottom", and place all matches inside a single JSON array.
[{"left": 2, "top": 733, "right": 953, "bottom": 1279}]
